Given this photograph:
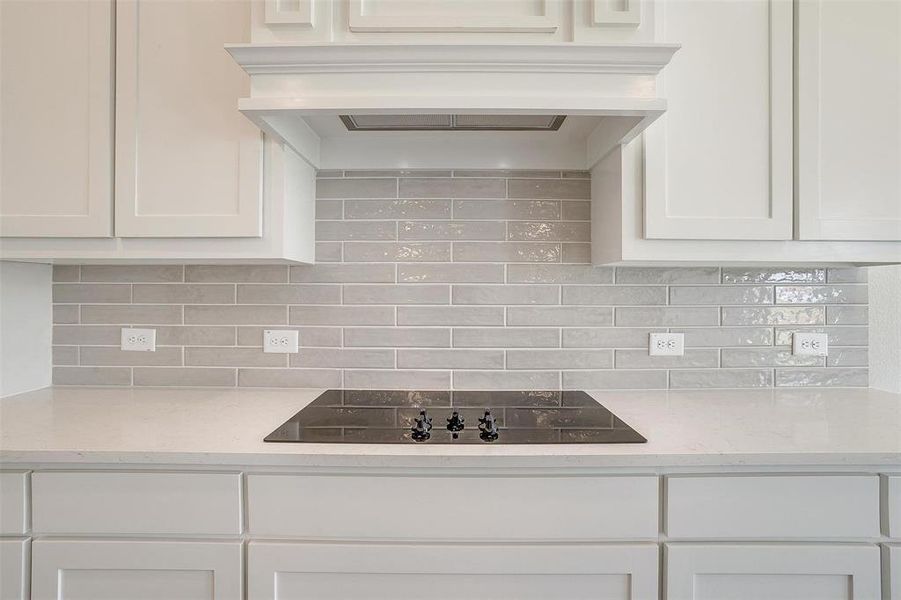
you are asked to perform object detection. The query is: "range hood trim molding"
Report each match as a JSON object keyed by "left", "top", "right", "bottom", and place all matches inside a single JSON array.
[
  {"left": 226, "top": 42, "right": 680, "bottom": 170},
  {"left": 226, "top": 43, "right": 680, "bottom": 76}
]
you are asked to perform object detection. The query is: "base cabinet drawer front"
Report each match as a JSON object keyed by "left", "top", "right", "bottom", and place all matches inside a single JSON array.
[
  {"left": 886, "top": 544, "right": 901, "bottom": 600},
  {"left": 666, "top": 543, "right": 881, "bottom": 600},
  {"left": 248, "top": 541, "right": 659, "bottom": 600},
  {"left": 0, "top": 538, "right": 29, "bottom": 600},
  {"left": 0, "top": 472, "right": 28, "bottom": 535},
  {"left": 888, "top": 476, "right": 901, "bottom": 539},
  {"left": 32, "top": 471, "right": 242, "bottom": 536},
  {"left": 31, "top": 539, "right": 242, "bottom": 600},
  {"left": 248, "top": 474, "right": 658, "bottom": 540},
  {"left": 666, "top": 475, "right": 880, "bottom": 539}
]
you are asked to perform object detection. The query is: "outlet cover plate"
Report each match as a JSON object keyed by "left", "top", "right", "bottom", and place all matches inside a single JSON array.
[
  {"left": 121, "top": 328, "right": 156, "bottom": 352},
  {"left": 264, "top": 330, "right": 299, "bottom": 353},
  {"left": 793, "top": 332, "right": 828, "bottom": 356},
  {"left": 649, "top": 332, "right": 684, "bottom": 356}
]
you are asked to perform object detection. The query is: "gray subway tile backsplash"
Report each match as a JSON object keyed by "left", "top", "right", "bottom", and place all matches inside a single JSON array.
[{"left": 51, "top": 170, "right": 869, "bottom": 390}]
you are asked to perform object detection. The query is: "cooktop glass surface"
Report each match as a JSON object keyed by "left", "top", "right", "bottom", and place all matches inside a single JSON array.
[{"left": 264, "top": 390, "right": 647, "bottom": 444}]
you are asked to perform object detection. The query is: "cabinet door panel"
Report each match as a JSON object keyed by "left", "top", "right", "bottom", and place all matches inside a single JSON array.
[
  {"left": 115, "top": 0, "right": 263, "bottom": 238},
  {"left": 0, "top": 0, "right": 113, "bottom": 237},
  {"left": 889, "top": 476, "right": 901, "bottom": 539},
  {"left": 666, "top": 543, "right": 881, "bottom": 600},
  {"left": 666, "top": 474, "right": 879, "bottom": 539},
  {"left": 0, "top": 538, "right": 29, "bottom": 600},
  {"left": 31, "top": 539, "right": 241, "bottom": 600},
  {"left": 887, "top": 544, "right": 901, "bottom": 600},
  {"left": 347, "top": 0, "right": 559, "bottom": 32},
  {"left": 0, "top": 471, "right": 28, "bottom": 535},
  {"left": 248, "top": 473, "right": 658, "bottom": 540},
  {"left": 644, "top": 0, "right": 792, "bottom": 240},
  {"left": 249, "top": 542, "right": 658, "bottom": 600},
  {"left": 796, "top": 0, "right": 901, "bottom": 240}
]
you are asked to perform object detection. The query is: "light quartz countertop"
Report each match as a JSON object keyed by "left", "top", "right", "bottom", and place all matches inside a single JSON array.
[{"left": 1, "top": 386, "right": 900, "bottom": 469}]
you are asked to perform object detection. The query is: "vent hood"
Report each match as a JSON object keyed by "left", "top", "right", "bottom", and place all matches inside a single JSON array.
[{"left": 225, "top": 43, "right": 679, "bottom": 170}]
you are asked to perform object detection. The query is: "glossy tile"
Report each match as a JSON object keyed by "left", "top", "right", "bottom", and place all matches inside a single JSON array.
[
  {"left": 452, "top": 242, "right": 560, "bottom": 263},
  {"left": 507, "top": 265, "right": 614, "bottom": 284},
  {"left": 775, "top": 368, "right": 868, "bottom": 387},
  {"left": 345, "top": 327, "right": 451, "bottom": 348},
  {"left": 507, "top": 178, "right": 590, "bottom": 199},
  {"left": 451, "top": 284, "right": 558, "bottom": 305},
  {"left": 563, "top": 285, "right": 666, "bottom": 305},
  {"left": 453, "top": 327, "right": 560, "bottom": 348},
  {"left": 399, "top": 177, "right": 505, "bottom": 199},
  {"left": 615, "top": 267, "right": 720, "bottom": 284},
  {"left": 722, "top": 306, "right": 825, "bottom": 326},
  {"left": 237, "top": 284, "right": 341, "bottom": 305},
  {"left": 506, "top": 349, "right": 613, "bottom": 370},
  {"left": 397, "top": 349, "right": 504, "bottom": 369},
  {"left": 721, "top": 268, "right": 825, "bottom": 284},
  {"left": 398, "top": 264, "right": 504, "bottom": 283},
  {"left": 507, "top": 306, "right": 613, "bottom": 326}
]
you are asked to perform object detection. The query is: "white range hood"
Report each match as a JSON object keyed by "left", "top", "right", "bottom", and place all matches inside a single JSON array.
[{"left": 226, "top": 43, "right": 679, "bottom": 170}]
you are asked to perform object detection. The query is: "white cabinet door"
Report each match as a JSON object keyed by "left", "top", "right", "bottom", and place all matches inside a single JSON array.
[
  {"left": 249, "top": 542, "right": 658, "bottom": 600},
  {"left": 643, "top": 0, "right": 793, "bottom": 240},
  {"left": 0, "top": 538, "right": 29, "bottom": 600},
  {"left": 31, "top": 539, "right": 241, "bottom": 600},
  {"left": 115, "top": 0, "right": 263, "bottom": 238},
  {"left": 796, "top": 0, "right": 901, "bottom": 241},
  {"left": 0, "top": 0, "right": 113, "bottom": 237},
  {"left": 887, "top": 545, "right": 901, "bottom": 600},
  {"left": 666, "top": 543, "right": 881, "bottom": 600}
]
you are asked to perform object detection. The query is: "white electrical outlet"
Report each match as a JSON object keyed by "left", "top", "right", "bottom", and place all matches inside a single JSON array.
[
  {"left": 264, "top": 330, "right": 299, "bottom": 353},
  {"left": 121, "top": 328, "right": 156, "bottom": 352},
  {"left": 793, "top": 332, "right": 828, "bottom": 356},
  {"left": 649, "top": 333, "right": 684, "bottom": 356}
]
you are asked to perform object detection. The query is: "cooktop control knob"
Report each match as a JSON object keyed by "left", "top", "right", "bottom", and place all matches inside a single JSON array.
[
  {"left": 411, "top": 409, "right": 432, "bottom": 442},
  {"left": 478, "top": 410, "right": 499, "bottom": 442},
  {"left": 446, "top": 411, "right": 465, "bottom": 432}
]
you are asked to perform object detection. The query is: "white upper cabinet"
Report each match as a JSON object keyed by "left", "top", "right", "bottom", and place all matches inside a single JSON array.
[
  {"left": 115, "top": 0, "right": 263, "bottom": 238},
  {"left": 796, "top": 0, "right": 901, "bottom": 241},
  {"left": 0, "top": 0, "right": 113, "bottom": 237},
  {"left": 643, "top": 0, "right": 793, "bottom": 240},
  {"left": 253, "top": 0, "right": 656, "bottom": 44}
]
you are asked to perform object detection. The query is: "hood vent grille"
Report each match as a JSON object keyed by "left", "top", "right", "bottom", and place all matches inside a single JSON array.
[{"left": 339, "top": 114, "right": 566, "bottom": 132}]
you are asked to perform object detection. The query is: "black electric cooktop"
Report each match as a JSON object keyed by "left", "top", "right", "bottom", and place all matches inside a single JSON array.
[{"left": 264, "top": 390, "right": 646, "bottom": 444}]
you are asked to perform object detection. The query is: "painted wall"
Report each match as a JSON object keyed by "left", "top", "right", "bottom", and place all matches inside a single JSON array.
[
  {"left": 1, "top": 261, "right": 52, "bottom": 396},
  {"left": 869, "top": 265, "right": 901, "bottom": 393},
  {"left": 50, "top": 170, "right": 869, "bottom": 390}
]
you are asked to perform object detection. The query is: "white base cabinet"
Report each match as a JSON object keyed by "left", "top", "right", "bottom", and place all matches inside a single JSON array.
[
  {"left": 31, "top": 539, "right": 242, "bottom": 600},
  {"left": 666, "top": 544, "right": 882, "bottom": 600},
  {"left": 248, "top": 542, "right": 659, "bottom": 600},
  {"left": 4, "top": 467, "right": 899, "bottom": 599}
]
